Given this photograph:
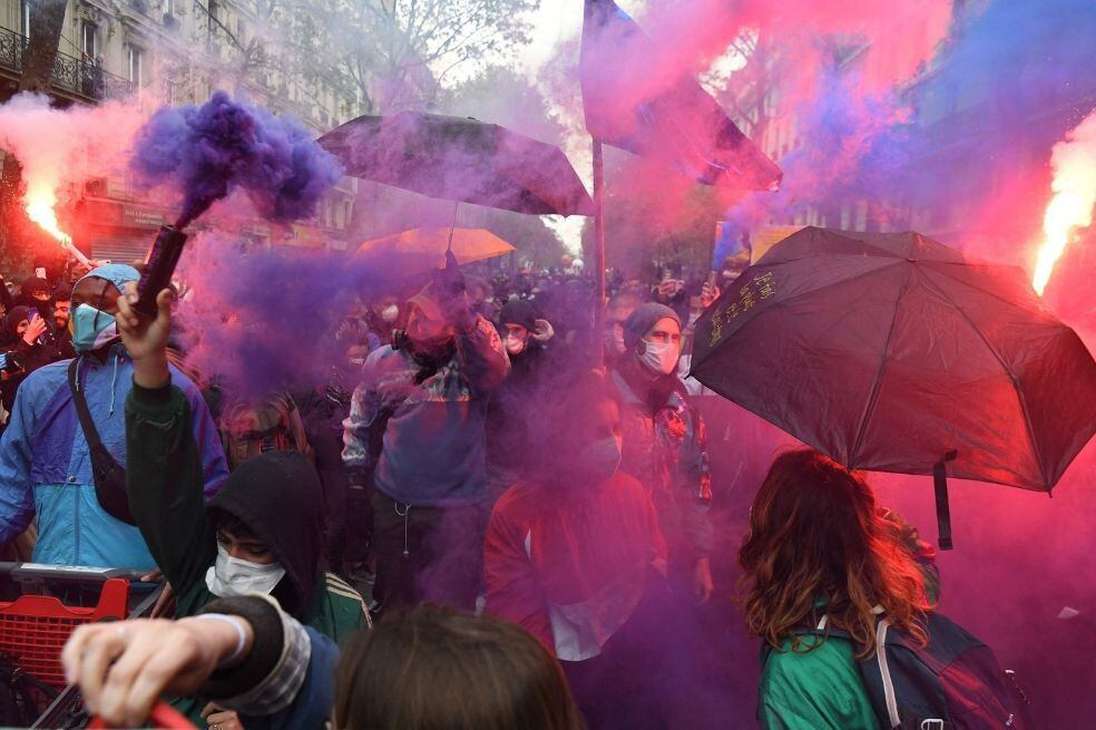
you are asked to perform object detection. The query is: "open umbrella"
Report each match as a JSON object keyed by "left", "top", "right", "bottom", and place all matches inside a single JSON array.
[
  {"left": 355, "top": 227, "right": 515, "bottom": 277},
  {"left": 319, "top": 112, "right": 594, "bottom": 217},
  {"left": 691, "top": 227, "right": 1096, "bottom": 544}
]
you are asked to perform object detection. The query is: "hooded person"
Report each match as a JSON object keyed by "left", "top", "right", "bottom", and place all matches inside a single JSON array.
[
  {"left": 116, "top": 281, "right": 370, "bottom": 726},
  {"left": 610, "top": 303, "right": 715, "bottom": 604},
  {"left": 0, "top": 264, "right": 228, "bottom": 570},
  {"left": 0, "top": 305, "right": 59, "bottom": 415},
  {"left": 16, "top": 276, "right": 53, "bottom": 322},
  {"left": 486, "top": 299, "right": 556, "bottom": 497},
  {"left": 342, "top": 266, "right": 510, "bottom": 612}
]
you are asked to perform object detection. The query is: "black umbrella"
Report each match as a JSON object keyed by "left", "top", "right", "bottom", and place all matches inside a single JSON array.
[
  {"left": 319, "top": 111, "right": 594, "bottom": 217},
  {"left": 691, "top": 228, "right": 1096, "bottom": 545}
]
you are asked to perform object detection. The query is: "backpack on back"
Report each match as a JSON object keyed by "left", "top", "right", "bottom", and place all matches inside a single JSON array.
[
  {"left": 771, "top": 611, "right": 1029, "bottom": 730},
  {"left": 854, "top": 611, "right": 1027, "bottom": 729}
]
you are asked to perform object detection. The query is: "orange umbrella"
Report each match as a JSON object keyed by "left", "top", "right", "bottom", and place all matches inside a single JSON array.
[{"left": 355, "top": 227, "right": 515, "bottom": 275}]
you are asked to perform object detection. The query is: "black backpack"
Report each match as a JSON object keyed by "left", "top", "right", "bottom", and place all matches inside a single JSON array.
[{"left": 769, "top": 611, "right": 1029, "bottom": 730}]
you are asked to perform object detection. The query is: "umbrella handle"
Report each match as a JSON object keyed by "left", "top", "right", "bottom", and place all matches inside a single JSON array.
[{"left": 933, "top": 451, "right": 959, "bottom": 551}]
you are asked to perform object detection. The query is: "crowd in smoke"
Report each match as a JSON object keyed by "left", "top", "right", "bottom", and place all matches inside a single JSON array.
[{"left": 0, "top": 0, "right": 1093, "bottom": 727}]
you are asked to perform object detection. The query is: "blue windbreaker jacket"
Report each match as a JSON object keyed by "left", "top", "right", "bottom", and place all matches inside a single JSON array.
[{"left": 0, "top": 346, "right": 228, "bottom": 570}]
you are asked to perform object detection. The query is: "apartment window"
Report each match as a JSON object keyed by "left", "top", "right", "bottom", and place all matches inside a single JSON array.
[
  {"left": 20, "top": 0, "right": 31, "bottom": 37},
  {"left": 81, "top": 21, "right": 98, "bottom": 58},
  {"left": 127, "top": 45, "right": 144, "bottom": 86}
]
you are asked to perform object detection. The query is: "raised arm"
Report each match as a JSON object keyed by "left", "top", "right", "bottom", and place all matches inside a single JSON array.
[
  {"left": 341, "top": 368, "right": 382, "bottom": 476},
  {"left": 118, "top": 286, "right": 216, "bottom": 596},
  {"left": 455, "top": 314, "right": 510, "bottom": 396}
]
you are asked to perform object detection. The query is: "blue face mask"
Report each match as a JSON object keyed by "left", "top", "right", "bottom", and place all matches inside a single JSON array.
[{"left": 71, "top": 303, "right": 119, "bottom": 352}]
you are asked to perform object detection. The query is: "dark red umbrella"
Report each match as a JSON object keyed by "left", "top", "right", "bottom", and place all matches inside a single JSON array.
[
  {"left": 318, "top": 111, "right": 594, "bottom": 217},
  {"left": 691, "top": 228, "right": 1096, "bottom": 542}
]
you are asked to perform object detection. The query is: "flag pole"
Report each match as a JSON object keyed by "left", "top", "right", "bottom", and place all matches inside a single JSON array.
[{"left": 592, "top": 136, "right": 607, "bottom": 366}]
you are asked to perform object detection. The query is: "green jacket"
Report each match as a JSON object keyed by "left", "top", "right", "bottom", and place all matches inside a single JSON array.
[
  {"left": 126, "top": 381, "right": 368, "bottom": 723},
  {"left": 759, "top": 524, "right": 938, "bottom": 730},
  {"left": 759, "top": 634, "right": 881, "bottom": 730}
]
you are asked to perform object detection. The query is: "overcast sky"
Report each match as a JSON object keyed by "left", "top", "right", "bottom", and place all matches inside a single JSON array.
[{"left": 522, "top": 0, "right": 648, "bottom": 72}]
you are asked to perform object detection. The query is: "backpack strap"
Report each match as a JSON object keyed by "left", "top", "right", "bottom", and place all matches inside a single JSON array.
[
  {"left": 67, "top": 359, "right": 135, "bottom": 525},
  {"left": 874, "top": 617, "right": 902, "bottom": 728}
]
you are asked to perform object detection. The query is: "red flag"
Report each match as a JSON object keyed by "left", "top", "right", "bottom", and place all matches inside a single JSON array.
[{"left": 580, "top": 0, "right": 781, "bottom": 191}]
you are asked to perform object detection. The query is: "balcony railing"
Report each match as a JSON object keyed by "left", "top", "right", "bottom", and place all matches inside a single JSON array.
[{"left": 0, "top": 26, "right": 134, "bottom": 101}]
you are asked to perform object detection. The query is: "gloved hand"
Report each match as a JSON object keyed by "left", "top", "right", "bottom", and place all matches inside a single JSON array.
[{"left": 436, "top": 250, "right": 473, "bottom": 330}]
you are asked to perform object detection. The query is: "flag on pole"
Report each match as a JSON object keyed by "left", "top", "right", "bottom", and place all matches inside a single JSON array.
[{"left": 580, "top": 0, "right": 782, "bottom": 191}]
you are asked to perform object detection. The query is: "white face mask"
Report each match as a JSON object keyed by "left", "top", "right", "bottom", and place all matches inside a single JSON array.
[
  {"left": 639, "top": 339, "right": 680, "bottom": 375},
  {"left": 205, "top": 543, "right": 286, "bottom": 598},
  {"left": 575, "top": 435, "right": 622, "bottom": 483},
  {"left": 504, "top": 335, "right": 527, "bottom": 355},
  {"left": 381, "top": 304, "right": 399, "bottom": 323}
]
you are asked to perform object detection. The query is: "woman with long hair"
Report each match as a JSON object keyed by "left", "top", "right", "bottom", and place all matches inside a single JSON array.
[{"left": 739, "top": 449, "right": 938, "bottom": 730}]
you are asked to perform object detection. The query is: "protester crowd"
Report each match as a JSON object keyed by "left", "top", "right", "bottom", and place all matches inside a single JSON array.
[{"left": 0, "top": 251, "right": 1027, "bottom": 729}]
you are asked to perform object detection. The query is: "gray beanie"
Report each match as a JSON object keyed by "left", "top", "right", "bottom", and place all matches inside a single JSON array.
[{"left": 622, "top": 302, "right": 681, "bottom": 351}]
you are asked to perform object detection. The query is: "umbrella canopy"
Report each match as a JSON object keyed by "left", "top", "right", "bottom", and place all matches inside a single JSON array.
[
  {"left": 355, "top": 227, "right": 515, "bottom": 276},
  {"left": 691, "top": 227, "right": 1096, "bottom": 492},
  {"left": 319, "top": 112, "right": 595, "bottom": 217}
]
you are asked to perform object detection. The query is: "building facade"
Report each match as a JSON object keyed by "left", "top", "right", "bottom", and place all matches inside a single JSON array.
[
  {"left": 724, "top": 0, "right": 1096, "bottom": 257},
  {"left": 1, "top": 0, "right": 365, "bottom": 265}
]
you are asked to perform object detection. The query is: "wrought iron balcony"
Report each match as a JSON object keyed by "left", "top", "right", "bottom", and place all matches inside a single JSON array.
[{"left": 0, "top": 26, "right": 134, "bottom": 101}]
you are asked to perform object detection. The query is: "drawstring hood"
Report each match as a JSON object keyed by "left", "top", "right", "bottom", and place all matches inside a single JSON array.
[{"left": 72, "top": 348, "right": 129, "bottom": 416}]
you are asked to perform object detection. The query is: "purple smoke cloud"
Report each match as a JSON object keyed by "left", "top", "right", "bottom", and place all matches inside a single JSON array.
[{"left": 130, "top": 91, "right": 342, "bottom": 227}]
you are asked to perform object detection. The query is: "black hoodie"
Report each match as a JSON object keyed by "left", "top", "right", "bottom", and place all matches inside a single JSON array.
[{"left": 208, "top": 452, "right": 325, "bottom": 618}]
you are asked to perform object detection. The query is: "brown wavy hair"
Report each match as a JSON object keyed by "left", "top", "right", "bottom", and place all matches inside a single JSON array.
[
  {"left": 739, "top": 449, "right": 933, "bottom": 659},
  {"left": 334, "top": 604, "right": 583, "bottom": 730}
]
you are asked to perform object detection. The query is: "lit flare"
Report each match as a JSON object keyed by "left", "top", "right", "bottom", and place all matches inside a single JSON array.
[
  {"left": 1032, "top": 111, "right": 1096, "bottom": 296},
  {"left": 23, "top": 186, "right": 91, "bottom": 266}
]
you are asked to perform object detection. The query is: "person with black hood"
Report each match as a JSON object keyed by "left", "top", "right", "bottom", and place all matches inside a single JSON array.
[
  {"left": 115, "top": 283, "right": 370, "bottom": 727},
  {"left": 610, "top": 303, "right": 715, "bottom": 604},
  {"left": 16, "top": 276, "right": 52, "bottom": 317},
  {"left": 14, "top": 276, "right": 69, "bottom": 362},
  {"left": 486, "top": 299, "right": 556, "bottom": 497},
  {"left": 0, "top": 305, "right": 60, "bottom": 423}
]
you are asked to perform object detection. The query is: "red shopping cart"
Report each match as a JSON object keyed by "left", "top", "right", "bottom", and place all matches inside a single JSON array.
[{"left": 0, "top": 563, "right": 169, "bottom": 728}]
